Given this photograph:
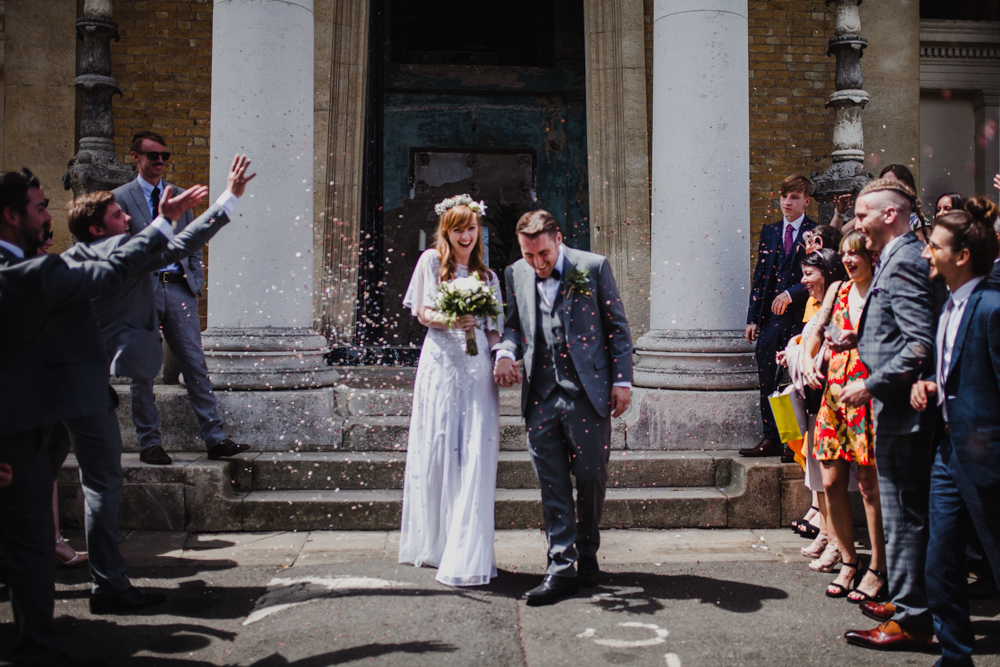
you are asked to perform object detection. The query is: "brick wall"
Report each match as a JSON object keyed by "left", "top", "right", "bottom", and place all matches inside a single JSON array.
[
  {"left": 111, "top": 0, "right": 213, "bottom": 325},
  {"left": 644, "top": 1, "right": 837, "bottom": 263}
]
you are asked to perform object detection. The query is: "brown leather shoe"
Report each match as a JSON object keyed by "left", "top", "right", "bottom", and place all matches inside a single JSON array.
[
  {"left": 207, "top": 439, "right": 250, "bottom": 460},
  {"left": 844, "top": 621, "right": 933, "bottom": 651},
  {"left": 139, "top": 446, "right": 173, "bottom": 465},
  {"left": 859, "top": 600, "right": 895, "bottom": 623},
  {"left": 780, "top": 446, "right": 796, "bottom": 463},
  {"left": 739, "top": 438, "right": 783, "bottom": 457}
]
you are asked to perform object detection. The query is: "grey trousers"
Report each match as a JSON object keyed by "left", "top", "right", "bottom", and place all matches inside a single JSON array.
[
  {"left": 0, "top": 429, "right": 60, "bottom": 665},
  {"left": 131, "top": 279, "right": 225, "bottom": 451},
  {"left": 875, "top": 430, "right": 934, "bottom": 635},
  {"left": 525, "top": 388, "right": 611, "bottom": 577},
  {"left": 64, "top": 387, "right": 131, "bottom": 595}
]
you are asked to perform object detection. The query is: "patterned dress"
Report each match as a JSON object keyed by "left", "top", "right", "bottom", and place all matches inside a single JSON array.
[{"left": 814, "top": 281, "right": 874, "bottom": 465}]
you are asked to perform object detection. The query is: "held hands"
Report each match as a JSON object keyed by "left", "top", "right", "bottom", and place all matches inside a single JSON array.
[
  {"left": 771, "top": 292, "right": 792, "bottom": 316},
  {"left": 745, "top": 323, "right": 758, "bottom": 344},
  {"left": 840, "top": 380, "right": 873, "bottom": 408},
  {"left": 910, "top": 380, "right": 937, "bottom": 412},
  {"left": 493, "top": 357, "right": 522, "bottom": 387},
  {"left": 610, "top": 386, "right": 631, "bottom": 418},
  {"left": 226, "top": 153, "right": 257, "bottom": 197},
  {"left": 159, "top": 184, "right": 208, "bottom": 221}
]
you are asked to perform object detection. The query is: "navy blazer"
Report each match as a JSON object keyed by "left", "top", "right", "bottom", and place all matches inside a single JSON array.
[
  {"left": 747, "top": 216, "right": 817, "bottom": 327},
  {"left": 936, "top": 281, "right": 1000, "bottom": 491}
]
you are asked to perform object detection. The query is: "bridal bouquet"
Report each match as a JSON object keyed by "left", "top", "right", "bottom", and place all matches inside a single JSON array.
[{"left": 436, "top": 274, "right": 501, "bottom": 356}]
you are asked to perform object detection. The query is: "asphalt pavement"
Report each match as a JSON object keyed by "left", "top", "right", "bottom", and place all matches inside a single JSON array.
[{"left": 2, "top": 529, "right": 999, "bottom": 666}]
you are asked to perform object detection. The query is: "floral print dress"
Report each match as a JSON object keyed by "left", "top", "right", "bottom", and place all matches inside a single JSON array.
[{"left": 814, "top": 281, "right": 874, "bottom": 465}]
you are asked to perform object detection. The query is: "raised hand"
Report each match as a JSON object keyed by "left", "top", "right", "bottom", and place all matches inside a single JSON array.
[
  {"left": 159, "top": 184, "right": 209, "bottom": 221},
  {"left": 226, "top": 153, "right": 257, "bottom": 198}
]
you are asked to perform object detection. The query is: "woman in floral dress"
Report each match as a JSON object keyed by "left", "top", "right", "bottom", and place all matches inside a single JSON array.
[{"left": 804, "top": 230, "right": 886, "bottom": 602}]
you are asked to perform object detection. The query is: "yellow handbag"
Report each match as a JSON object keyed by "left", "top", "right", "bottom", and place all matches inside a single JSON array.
[{"left": 768, "top": 383, "right": 808, "bottom": 444}]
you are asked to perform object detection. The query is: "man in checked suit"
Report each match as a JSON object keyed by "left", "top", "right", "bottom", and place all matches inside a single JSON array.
[
  {"left": 742, "top": 174, "right": 818, "bottom": 459},
  {"left": 835, "top": 178, "right": 937, "bottom": 650},
  {"left": 493, "top": 210, "right": 633, "bottom": 606},
  {"left": 0, "top": 168, "right": 201, "bottom": 667},
  {"left": 112, "top": 131, "right": 248, "bottom": 465}
]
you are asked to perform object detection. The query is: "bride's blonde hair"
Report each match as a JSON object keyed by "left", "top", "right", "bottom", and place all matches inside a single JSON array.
[{"left": 434, "top": 204, "right": 492, "bottom": 283}]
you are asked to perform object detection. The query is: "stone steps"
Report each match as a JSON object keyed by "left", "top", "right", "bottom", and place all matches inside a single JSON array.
[{"left": 56, "top": 452, "right": 810, "bottom": 533}]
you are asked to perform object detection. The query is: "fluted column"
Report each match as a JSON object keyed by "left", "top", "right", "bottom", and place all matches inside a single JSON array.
[
  {"left": 204, "top": 0, "right": 337, "bottom": 390},
  {"left": 625, "top": 0, "right": 760, "bottom": 450}
]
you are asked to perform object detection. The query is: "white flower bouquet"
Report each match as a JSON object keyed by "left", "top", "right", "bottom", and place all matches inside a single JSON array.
[{"left": 436, "top": 274, "right": 501, "bottom": 356}]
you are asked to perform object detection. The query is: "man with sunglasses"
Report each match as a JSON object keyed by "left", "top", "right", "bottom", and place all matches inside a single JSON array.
[{"left": 112, "top": 131, "right": 248, "bottom": 465}]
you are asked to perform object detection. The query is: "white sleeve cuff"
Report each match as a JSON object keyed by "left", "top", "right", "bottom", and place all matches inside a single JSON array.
[
  {"left": 494, "top": 350, "right": 516, "bottom": 362},
  {"left": 150, "top": 216, "right": 174, "bottom": 241},
  {"left": 216, "top": 190, "right": 239, "bottom": 216},
  {"left": 612, "top": 381, "right": 632, "bottom": 389}
]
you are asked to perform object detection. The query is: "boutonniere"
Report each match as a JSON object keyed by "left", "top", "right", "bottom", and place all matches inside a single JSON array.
[{"left": 565, "top": 266, "right": 592, "bottom": 297}]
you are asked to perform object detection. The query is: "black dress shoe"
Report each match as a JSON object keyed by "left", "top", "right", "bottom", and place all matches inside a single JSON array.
[
  {"left": 739, "top": 438, "right": 783, "bottom": 457},
  {"left": 139, "top": 445, "right": 172, "bottom": 465},
  {"left": 207, "top": 439, "right": 250, "bottom": 460},
  {"left": 780, "top": 446, "right": 796, "bottom": 463},
  {"left": 523, "top": 575, "right": 579, "bottom": 606},
  {"left": 578, "top": 555, "right": 600, "bottom": 587},
  {"left": 89, "top": 586, "right": 166, "bottom": 614},
  {"left": 968, "top": 577, "right": 1000, "bottom": 600}
]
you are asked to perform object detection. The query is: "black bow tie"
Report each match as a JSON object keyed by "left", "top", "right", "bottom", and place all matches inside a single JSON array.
[{"left": 537, "top": 268, "right": 561, "bottom": 283}]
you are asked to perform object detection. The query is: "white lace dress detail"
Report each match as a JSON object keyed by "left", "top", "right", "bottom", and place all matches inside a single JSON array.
[{"left": 398, "top": 249, "right": 503, "bottom": 586}]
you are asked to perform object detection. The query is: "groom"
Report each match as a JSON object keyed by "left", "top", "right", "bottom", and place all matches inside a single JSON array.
[{"left": 493, "top": 210, "right": 633, "bottom": 606}]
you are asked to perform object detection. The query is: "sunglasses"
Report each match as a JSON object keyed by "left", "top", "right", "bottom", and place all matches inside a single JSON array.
[
  {"left": 43, "top": 229, "right": 53, "bottom": 242},
  {"left": 138, "top": 151, "right": 171, "bottom": 162}
]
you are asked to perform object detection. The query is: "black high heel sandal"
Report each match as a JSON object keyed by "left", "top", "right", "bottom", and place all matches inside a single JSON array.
[
  {"left": 826, "top": 561, "right": 862, "bottom": 598},
  {"left": 791, "top": 506, "right": 818, "bottom": 533},
  {"left": 847, "top": 568, "right": 887, "bottom": 604}
]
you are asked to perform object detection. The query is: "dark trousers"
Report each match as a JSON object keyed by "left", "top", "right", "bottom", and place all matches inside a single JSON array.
[
  {"left": 64, "top": 387, "right": 130, "bottom": 595},
  {"left": 876, "top": 430, "right": 934, "bottom": 635},
  {"left": 754, "top": 314, "right": 799, "bottom": 440},
  {"left": 0, "top": 429, "right": 60, "bottom": 665},
  {"left": 926, "top": 436, "right": 1000, "bottom": 667},
  {"left": 525, "top": 388, "right": 611, "bottom": 577}
]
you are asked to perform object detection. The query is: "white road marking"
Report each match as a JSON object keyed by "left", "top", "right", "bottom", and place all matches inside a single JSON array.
[
  {"left": 575, "top": 628, "right": 596, "bottom": 639},
  {"left": 244, "top": 575, "right": 413, "bottom": 626},
  {"left": 592, "top": 622, "right": 669, "bottom": 648},
  {"left": 665, "top": 653, "right": 682, "bottom": 667}
]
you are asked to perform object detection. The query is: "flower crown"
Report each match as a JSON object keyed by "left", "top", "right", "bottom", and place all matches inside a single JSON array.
[{"left": 434, "top": 194, "right": 488, "bottom": 218}]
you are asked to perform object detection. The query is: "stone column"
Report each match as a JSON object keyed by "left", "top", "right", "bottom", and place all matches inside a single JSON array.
[
  {"left": 627, "top": 0, "right": 760, "bottom": 449},
  {"left": 204, "top": 0, "right": 337, "bottom": 390}
]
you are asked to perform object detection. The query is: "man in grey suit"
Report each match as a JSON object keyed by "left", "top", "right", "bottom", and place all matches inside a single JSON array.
[
  {"left": 834, "top": 179, "right": 937, "bottom": 650},
  {"left": 0, "top": 168, "right": 199, "bottom": 666},
  {"left": 493, "top": 210, "right": 632, "bottom": 606},
  {"left": 57, "top": 155, "right": 254, "bottom": 615},
  {"left": 111, "top": 130, "right": 247, "bottom": 465}
]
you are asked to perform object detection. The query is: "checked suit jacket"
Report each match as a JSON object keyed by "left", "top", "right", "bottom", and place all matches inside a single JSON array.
[
  {"left": 112, "top": 176, "right": 201, "bottom": 295},
  {"left": 494, "top": 245, "right": 633, "bottom": 419},
  {"left": 857, "top": 232, "right": 937, "bottom": 435},
  {"left": 61, "top": 200, "right": 232, "bottom": 382},
  {"left": 0, "top": 225, "right": 169, "bottom": 436}
]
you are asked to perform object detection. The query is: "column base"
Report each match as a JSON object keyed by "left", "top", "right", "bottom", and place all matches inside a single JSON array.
[
  {"left": 633, "top": 329, "right": 758, "bottom": 390},
  {"left": 203, "top": 327, "right": 339, "bottom": 390}
]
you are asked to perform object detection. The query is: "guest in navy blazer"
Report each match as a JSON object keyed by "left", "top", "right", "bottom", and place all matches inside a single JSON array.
[
  {"left": 742, "top": 175, "right": 818, "bottom": 458},
  {"left": 911, "top": 197, "right": 1000, "bottom": 667}
]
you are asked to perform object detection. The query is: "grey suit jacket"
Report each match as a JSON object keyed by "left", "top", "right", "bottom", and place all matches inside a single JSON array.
[
  {"left": 857, "top": 232, "right": 937, "bottom": 435},
  {"left": 495, "top": 246, "right": 633, "bottom": 418},
  {"left": 112, "top": 175, "right": 201, "bottom": 295},
  {"left": 61, "top": 201, "right": 232, "bottom": 381},
  {"left": 0, "top": 225, "right": 169, "bottom": 436}
]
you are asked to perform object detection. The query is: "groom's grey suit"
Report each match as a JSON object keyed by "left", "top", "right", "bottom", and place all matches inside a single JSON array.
[{"left": 495, "top": 245, "right": 632, "bottom": 576}]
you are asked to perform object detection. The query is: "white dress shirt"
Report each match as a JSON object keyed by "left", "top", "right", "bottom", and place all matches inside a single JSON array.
[
  {"left": 936, "top": 276, "right": 984, "bottom": 419},
  {"left": 138, "top": 174, "right": 182, "bottom": 274},
  {"left": 0, "top": 239, "right": 25, "bottom": 258},
  {"left": 783, "top": 213, "right": 805, "bottom": 248},
  {"left": 495, "top": 244, "right": 630, "bottom": 389}
]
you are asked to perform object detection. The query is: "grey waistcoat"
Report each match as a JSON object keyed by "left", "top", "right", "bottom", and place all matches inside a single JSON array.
[{"left": 531, "top": 286, "right": 582, "bottom": 398}]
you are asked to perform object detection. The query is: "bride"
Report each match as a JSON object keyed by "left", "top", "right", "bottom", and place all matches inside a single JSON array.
[{"left": 398, "top": 195, "right": 504, "bottom": 586}]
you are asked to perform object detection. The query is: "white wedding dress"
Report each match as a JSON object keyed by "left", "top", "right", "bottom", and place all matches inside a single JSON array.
[{"left": 398, "top": 249, "right": 503, "bottom": 586}]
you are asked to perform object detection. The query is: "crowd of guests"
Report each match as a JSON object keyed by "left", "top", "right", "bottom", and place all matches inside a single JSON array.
[
  {"left": 0, "top": 138, "right": 255, "bottom": 667},
  {"left": 745, "top": 167, "right": 1000, "bottom": 664}
]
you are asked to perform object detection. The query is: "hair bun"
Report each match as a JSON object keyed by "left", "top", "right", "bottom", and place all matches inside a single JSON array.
[{"left": 965, "top": 197, "right": 999, "bottom": 226}]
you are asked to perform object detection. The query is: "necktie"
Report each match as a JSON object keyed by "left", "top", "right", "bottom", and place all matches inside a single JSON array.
[
  {"left": 150, "top": 186, "right": 161, "bottom": 219},
  {"left": 537, "top": 267, "right": 561, "bottom": 283},
  {"left": 783, "top": 224, "right": 794, "bottom": 255}
]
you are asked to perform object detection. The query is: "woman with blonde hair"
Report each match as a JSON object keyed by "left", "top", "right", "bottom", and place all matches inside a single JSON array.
[{"left": 398, "top": 195, "right": 504, "bottom": 586}]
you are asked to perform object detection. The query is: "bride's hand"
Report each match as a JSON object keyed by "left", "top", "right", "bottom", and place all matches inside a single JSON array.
[{"left": 455, "top": 314, "right": 477, "bottom": 331}]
